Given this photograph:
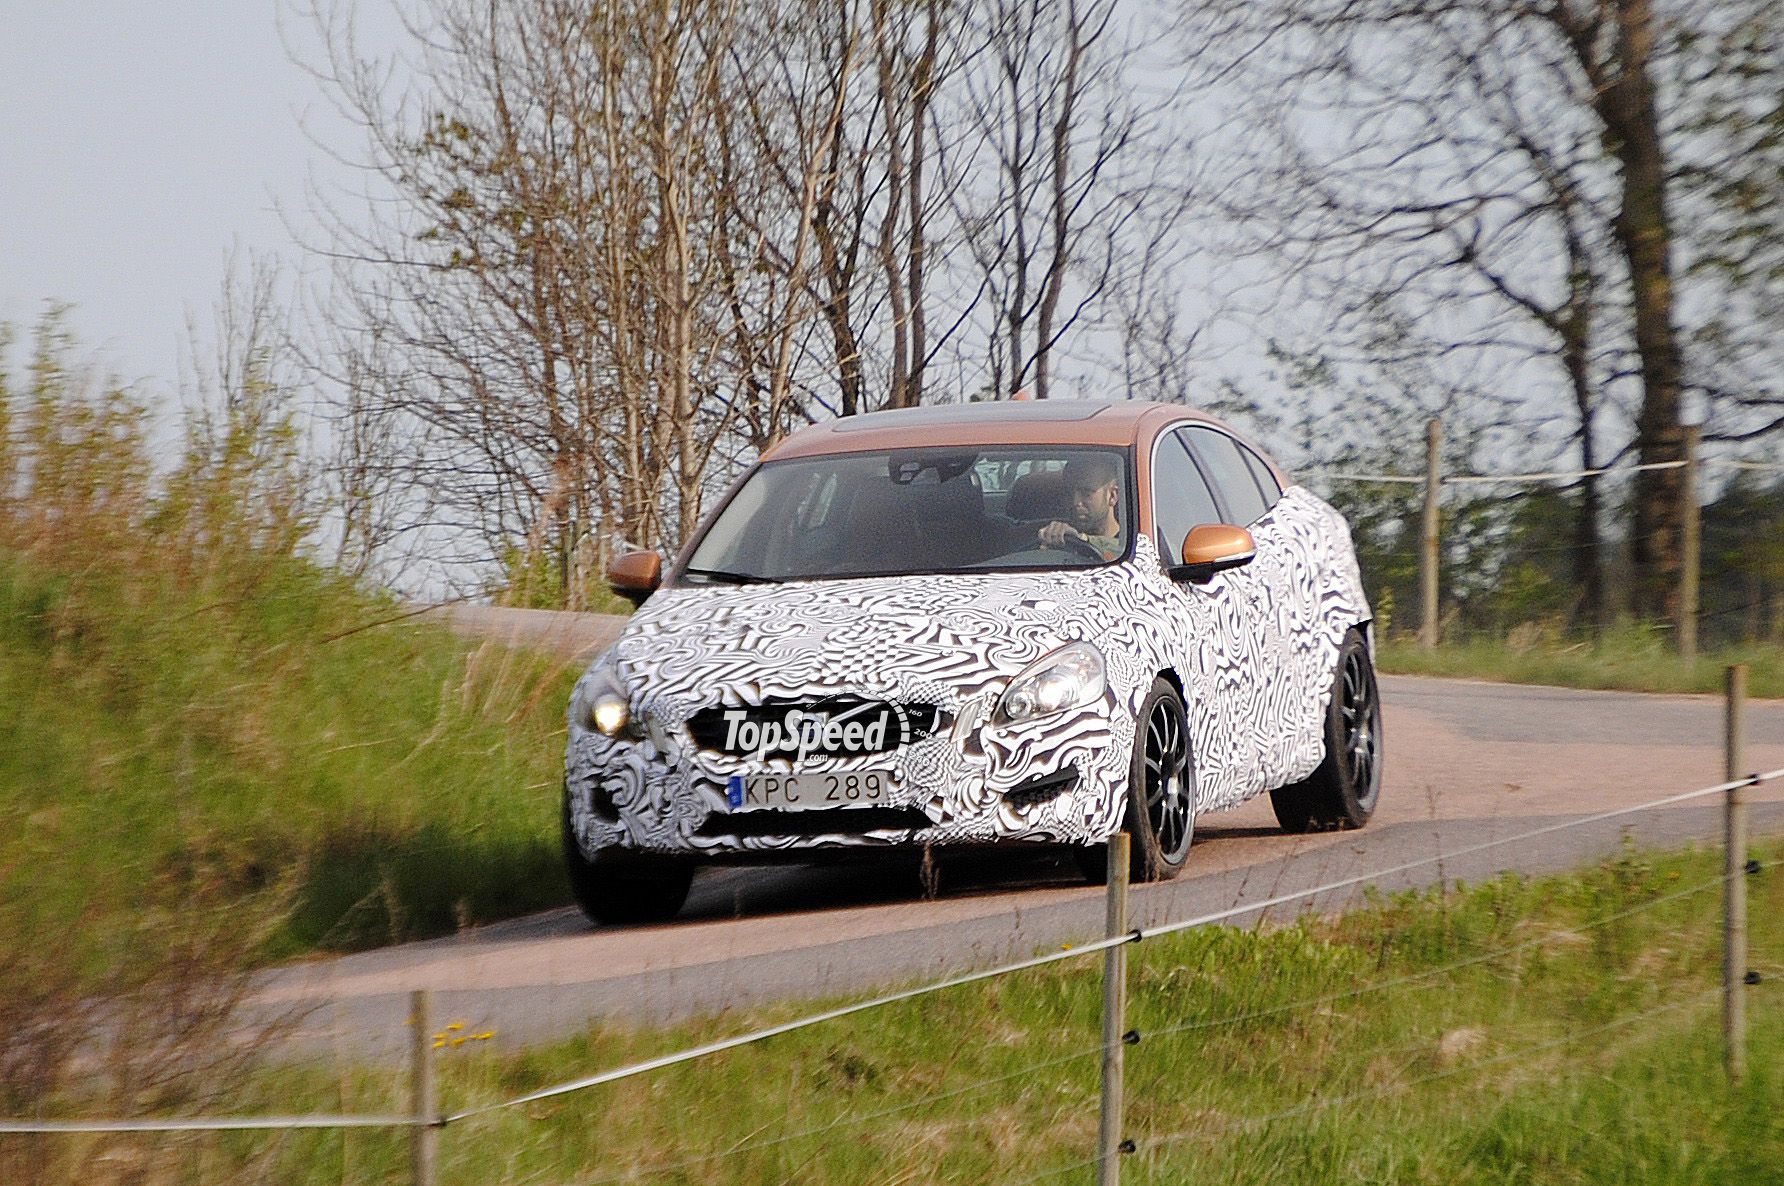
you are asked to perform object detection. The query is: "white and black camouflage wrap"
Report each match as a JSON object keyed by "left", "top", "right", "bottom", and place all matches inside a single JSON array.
[{"left": 565, "top": 485, "right": 1368, "bottom": 859}]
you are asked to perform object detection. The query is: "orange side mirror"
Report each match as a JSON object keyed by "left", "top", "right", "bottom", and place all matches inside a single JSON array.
[
  {"left": 1171, "top": 524, "right": 1256, "bottom": 584},
  {"left": 607, "top": 551, "right": 663, "bottom": 608}
]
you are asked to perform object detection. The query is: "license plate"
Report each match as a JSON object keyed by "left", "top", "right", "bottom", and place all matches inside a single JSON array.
[{"left": 726, "top": 771, "right": 890, "bottom": 810}]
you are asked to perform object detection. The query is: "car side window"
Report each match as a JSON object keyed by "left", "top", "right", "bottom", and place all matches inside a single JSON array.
[
  {"left": 1152, "top": 432, "right": 1222, "bottom": 563},
  {"left": 1180, "top": 426, "right": 1269, "bottom": 526},
  {"left": 1239, "top": 443, "right": 1281, "bottom": 511}
]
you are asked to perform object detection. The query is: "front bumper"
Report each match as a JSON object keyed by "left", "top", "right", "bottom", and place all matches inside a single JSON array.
[{"left": 565, "top": 689, "right": 1132, "bottom": 860}]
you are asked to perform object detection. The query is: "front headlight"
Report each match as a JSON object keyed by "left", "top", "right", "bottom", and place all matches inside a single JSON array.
[
  {"left": 569, "top": 663, "right": 633, "bottom": 737},
  {"left": 995, "top": 642, "right": 1106, "bottom": 726}
]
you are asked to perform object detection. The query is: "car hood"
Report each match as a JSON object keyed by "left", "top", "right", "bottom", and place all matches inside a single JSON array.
[{"left": 606, "top": 567, "right": 1136, "bottom": 709}]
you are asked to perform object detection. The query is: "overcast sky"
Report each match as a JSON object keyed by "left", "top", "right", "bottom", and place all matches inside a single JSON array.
[{"left": 0, "top": 4, "right": 389, "bottom": 399}]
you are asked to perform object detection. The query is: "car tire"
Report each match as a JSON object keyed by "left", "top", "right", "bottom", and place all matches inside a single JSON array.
[
  {"left": 1270, "top": 627, "right": 1383, "bottom": 833},
  {"left": 561, "top": 789, "right": 693, "bottom": 925},
  {"left": 1078, "top": 677, "right": 1196, "bottom": 884}
]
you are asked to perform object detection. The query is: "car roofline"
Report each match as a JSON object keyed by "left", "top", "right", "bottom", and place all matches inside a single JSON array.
[{"left": 763, "top": 400, "right": 1221, "bottom": 460}]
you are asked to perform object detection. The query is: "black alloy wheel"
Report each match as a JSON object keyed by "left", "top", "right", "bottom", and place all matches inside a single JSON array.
[
  {"left": 1337, "top": 640, "right": 1382, "bottom": 807},
  {"left": 1139, "top": 683, "right": 1195, "bottom": 873},
  {"left": 1079, "top": 677, "right": 1195, "bottom": 884},
  {"left": 1269, "top": 627, "right": 1382, "bottom": 833}
]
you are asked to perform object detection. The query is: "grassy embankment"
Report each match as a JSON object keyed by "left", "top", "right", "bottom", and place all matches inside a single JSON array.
[
  {"left": 0, "top": 326, "right": 579, "bottom": 979},
  {"left": 0, "top": 321, "right": 593, "bottom": 1173},
  {"left": 88, "top": 837, "right": 1779, "bottom": 1185},
  {"left": 0, "top": 551, "right": 578, "bottom": 967},
  {"left": 1378, "top": 629, "right": 1784, "bottom": 699}
]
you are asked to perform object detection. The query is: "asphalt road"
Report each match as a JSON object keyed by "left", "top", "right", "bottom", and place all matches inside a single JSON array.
[{"left": 262, "top": 612, "right": 1784, "bottom": 1060}]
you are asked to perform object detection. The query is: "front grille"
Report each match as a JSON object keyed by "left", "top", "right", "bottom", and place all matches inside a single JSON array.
[
  {"left": 696, "top": 806, "right": 933, "bottom": 838},
  {"left": 686, "top": 697, "right": 948, "bottom": 758}
]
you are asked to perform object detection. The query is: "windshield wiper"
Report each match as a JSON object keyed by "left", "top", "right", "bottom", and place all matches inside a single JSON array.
[{"left": 681, "top": 566, "right": 780, "bottom": 586}]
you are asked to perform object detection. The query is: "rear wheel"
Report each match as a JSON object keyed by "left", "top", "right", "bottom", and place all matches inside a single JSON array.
[
  {"left": 562, "top": 789, "right": 693, "bottom": 925},
  {"left": 1078, "top": 678, "right": 1195, "bottom": 883},
  {"left": 1270, "top": 628, "right": 1382, "bottom": 833}
]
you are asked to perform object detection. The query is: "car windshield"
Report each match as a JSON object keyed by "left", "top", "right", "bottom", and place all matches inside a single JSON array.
[{"left": 682, "top": 446, "right": 1133, "bottom": 583}]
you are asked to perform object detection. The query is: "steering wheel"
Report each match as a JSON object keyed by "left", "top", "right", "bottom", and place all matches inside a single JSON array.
[{"left": 1047, "top": 532, "right": 1107, "bottom": 562}]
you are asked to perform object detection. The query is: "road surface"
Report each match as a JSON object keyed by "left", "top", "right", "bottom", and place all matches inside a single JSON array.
[{"left": 261, "top": 611, "right": 1784, "bottom": 1058}]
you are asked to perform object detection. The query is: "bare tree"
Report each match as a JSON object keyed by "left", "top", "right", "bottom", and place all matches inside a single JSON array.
[
  {"left": 710, "top": 0, "right": 866, "bottom": 441},
  {"left": 296, "top": 0, "right": 1223, "bottom": 597},
  {"left": 1545, "top": 0, "right": 1687, "bottom": 622},
  {"left": 303, "top": 0, "right": 849, "bottom": 595},
  {"left": 867, "top": 0, "right": 950, "bottom": 408},
  {"left": 302, "top": 0, "right": 617, "bottom": 599},
  {"left": 1179, "top": 0, "right": 1784, "bottom": 629},
  {"left": 951, "top": 0, "right": 1144, "bottom": 400},
  {"left": 1672, "top": 0, "right": 1784, "bottom": 443}
]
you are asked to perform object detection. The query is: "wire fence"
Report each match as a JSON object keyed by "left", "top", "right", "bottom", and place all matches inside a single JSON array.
[
  {"left": 1308, "top": 455, "right": 1779, "bottom": 487},
  {"left": 580, "top": 851, "right": 1776, "bottom": 1186},
  {"left": 1300, "top": 428, "right": 1783, "bottom": 652},
  {"left": 3, "top": 698, "right": 1780, "bottom": 1184}
]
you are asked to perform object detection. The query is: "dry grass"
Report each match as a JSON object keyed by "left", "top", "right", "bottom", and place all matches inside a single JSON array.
[{"left": 0, "top": 315, "right": 581, "bottom": 1180}]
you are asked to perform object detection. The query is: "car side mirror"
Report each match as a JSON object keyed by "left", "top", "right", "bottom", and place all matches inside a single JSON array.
[
  {"left": 1169, "top": 524, "right": 1256, "bottom": 584},
  {"left": 607, "top": 551, "right": 663, "bottom": 608}
]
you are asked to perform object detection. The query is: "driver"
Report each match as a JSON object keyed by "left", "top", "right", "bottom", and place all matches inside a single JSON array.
[{"left": 1038, "top": 455, "right": 1123, "bottom": 560}]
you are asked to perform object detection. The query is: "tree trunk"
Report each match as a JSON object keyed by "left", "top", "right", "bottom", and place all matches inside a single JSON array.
[
  {"left": 1034, "top": 0, "right": 1085, "bottom": 402},
  {"left": 903, "top": 0, "right": 940, "bottom": 408},
  {"left": 1596, "top": 0, "right": 1686, "bottom": 624}
]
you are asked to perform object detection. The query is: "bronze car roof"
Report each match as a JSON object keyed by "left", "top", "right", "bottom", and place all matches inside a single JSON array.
[{"left": 764, "top": 399, "right": 1222, "bottom": 460}]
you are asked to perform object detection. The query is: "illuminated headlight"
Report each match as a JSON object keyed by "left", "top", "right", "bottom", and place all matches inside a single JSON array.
[
  {"left": 995, "top": 642, "right": 1106, "bottom": 725},
  {"left": 590, "top": 692, "right": 630, "bottom": 736},
  {"left": 570, "top": 666, "right": 633, "bottom": 737}
]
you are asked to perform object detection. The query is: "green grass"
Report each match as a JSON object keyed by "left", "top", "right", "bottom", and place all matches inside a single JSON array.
[
  {"left": 0, "top": 547, "right": 578, "bottom": 971},
  {"left": 1378, "top": 627, "right": 1784, "bottom": 699},
  {"left": 88, "top": 837, "right": 1782, "bottom": 1185}
]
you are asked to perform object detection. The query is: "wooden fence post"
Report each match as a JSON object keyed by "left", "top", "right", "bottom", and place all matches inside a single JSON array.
[
  {"left": 1097, "top": 834, "right": 1132, "bottom": 1186},
  {"left": 1681, "top": 425, "right": 1702, "bottom": 659},
  {"left": 1419, "top": 418, "right": 1442, "bottom": 649},
  {"left": 1723, "top": 667, "right": 1749, "bottom": 1085},
  {"left": 411, "top": 990, "right": 438, "bottom": 1186}
]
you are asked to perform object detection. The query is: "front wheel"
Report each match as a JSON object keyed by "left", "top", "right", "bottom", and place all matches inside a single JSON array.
[
  {"left": 1079, "top": 678, "right": 1196, "bottom": 884},
  {"left": 1270, "top": 627, "right": 1382, "bottom": 833},
  {"left": 562, "top": 790, "right": 693, "bottom": 925}
]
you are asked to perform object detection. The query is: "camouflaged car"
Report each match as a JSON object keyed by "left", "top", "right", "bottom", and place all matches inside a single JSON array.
[{"left": 564, "top": 400, "right": 1381, "bottom": 923}]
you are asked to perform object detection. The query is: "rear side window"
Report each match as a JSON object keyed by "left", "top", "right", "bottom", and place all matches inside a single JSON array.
[
  {"left": 1152, "top": 432, "right": 1222, "bottom": 562},
  {"left": 1179, "top": 426, "right": 1269, "bottom": 526}
]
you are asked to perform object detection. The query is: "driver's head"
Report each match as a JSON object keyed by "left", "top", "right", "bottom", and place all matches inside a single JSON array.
[{"left": 1063, "top": 455, "right": 1121, "bottom": 535}]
